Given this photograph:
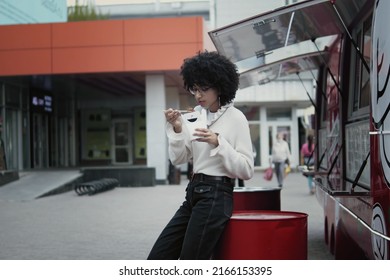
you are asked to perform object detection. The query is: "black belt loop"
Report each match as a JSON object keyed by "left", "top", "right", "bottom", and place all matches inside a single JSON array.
[{"left": 191, "top": 173, "right": 234, "bottom": 184}]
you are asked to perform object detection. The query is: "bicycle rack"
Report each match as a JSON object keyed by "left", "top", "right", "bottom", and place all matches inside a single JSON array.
[{"left": 75, "top": 178, "right": 119, "bottom": 196}]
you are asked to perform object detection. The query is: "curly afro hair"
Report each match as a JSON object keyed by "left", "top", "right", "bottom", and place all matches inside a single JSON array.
[{"left": 180, "top": 51, "right": 239, "bottom": 106}]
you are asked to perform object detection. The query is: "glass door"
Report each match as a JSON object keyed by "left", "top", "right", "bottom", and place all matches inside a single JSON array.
[
  {"left": 112, "top": 119, "right": 132, "bottom": 164},
  {"left": 3, "top": 109, "right": 19, "bottom": 170},
  {"left": 58, "top": 117, "right": 69, "bottom": 167},
  {"left": 31, "top": 113, "right": 49, "bottom": 168}
]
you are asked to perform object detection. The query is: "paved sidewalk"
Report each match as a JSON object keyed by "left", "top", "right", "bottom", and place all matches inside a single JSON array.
[
  {"left": 0, "top": 170, "right": 334, "bottom": 260},
  {"left": 0, "top": 170, "right": 82, "bottom": 201}
]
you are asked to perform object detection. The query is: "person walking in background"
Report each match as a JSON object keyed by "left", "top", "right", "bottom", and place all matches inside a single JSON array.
[
  {"left": 271, "top": 132, "right": 291, "bottom": 188},
  {"left": 301, "top": 134, "right": 315, "bottom": 194},
  {"left": 148, "top": 51, "right": 254, "bottom": 260}
]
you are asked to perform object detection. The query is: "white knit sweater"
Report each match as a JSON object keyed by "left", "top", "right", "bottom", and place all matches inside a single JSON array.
[{"left": 166, "top": 106, "right": 254, "bottom": 180}]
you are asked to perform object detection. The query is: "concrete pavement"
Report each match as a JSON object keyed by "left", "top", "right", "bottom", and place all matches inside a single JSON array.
[
  {"left": 0, "top": 170, "right": 83, "bottom": 201},
  {"left": 0, "top": 170, "right": 334, "bottom": 260}
]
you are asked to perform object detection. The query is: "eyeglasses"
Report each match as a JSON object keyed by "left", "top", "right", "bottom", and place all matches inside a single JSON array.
[{"left": 189, "top": 86, "right": 211, "bottom": 96}]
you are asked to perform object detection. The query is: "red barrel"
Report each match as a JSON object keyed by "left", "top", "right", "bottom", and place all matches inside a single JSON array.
[
  {"left": 214, "top": 210, "right": 308, "bottom": 260},
  {"left": 233, "top": 187, "right": 281, "bottom": 211}
]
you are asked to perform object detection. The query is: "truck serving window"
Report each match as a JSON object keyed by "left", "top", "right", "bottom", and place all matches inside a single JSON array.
[
  {"left": 350, "top": 13, "right": 372, "bottom": 116},
  {"left": 345, "top": 12, "right": 372, "bottom": 190}
]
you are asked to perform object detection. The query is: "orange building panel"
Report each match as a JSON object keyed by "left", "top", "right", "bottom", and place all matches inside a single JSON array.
[
  {"left": 0, "top": 17, "right": 203, "bottom": 76},
  {"left": 0, "top": 49, "right": 51, "bottom": 75},
  {"left": 125, "top": 44, "right": 201, "bottom": 71},
  {"left": 52, "top": 20, "right": 124, "bottom": 48},
  {"left": 124, "top": 17, "right": 202, "bottom": 45},
  {"left": 53, "top": 46, "right": 124, "bottom": 73},
  {"left": 0, "top": 24, "right": 51, "bottom": 50}
]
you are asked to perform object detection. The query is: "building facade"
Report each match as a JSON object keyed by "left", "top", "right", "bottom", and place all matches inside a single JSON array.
[
  {"left": 0, "top": 0, "right": 312, "bottom": 184},
  {"left": 0, "top": 16, "right": 203, "bottom": 184}
]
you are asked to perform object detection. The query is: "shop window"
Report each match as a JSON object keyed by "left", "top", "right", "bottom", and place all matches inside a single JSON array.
[
  {"left": 21, "top": 87, "right": 29, "bottom": 110},
  {"left": 0, "top": 83, "right": 3, "bottom": 106},
  {"left": 236, "top": 106, "right": 260, "bottom": 121},
  {"left": 5, "top": 84, "right": 20, "bottom": 108},
  {"left": 83, "top": 109, "right": 111, "bottom": 160},
  {"left": 266, "top": 107, "right": 291, "bottom": 121},
  {"left": 236, "top": 106, "right": 261, "bottom": 166}
]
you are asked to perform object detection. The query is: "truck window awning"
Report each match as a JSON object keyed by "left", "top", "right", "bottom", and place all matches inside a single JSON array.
[{"left": 208, "top": 0, "right": 367, "bottom": 88}]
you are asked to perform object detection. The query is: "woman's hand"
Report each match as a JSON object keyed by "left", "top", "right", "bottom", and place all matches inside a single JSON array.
[
  {"left": 164, "top": 108, "right": 182, "bottom": 133},
  {"left": 193, "top": 128, "right": 219, "bottom": 146}
]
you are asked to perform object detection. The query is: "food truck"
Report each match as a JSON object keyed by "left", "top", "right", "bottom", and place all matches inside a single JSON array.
[{"left": 209, "top": 0, "right": 389, "bottom": 259}]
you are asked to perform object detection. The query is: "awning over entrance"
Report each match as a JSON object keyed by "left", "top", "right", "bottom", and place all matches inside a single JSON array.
[{"left": 208, "top": 0, "right": 367, "bottom": 89}]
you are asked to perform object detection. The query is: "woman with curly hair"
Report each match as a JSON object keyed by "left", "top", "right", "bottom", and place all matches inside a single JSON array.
[{"left": 147, "top": 51, "right": 254, "bottom": 260}]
